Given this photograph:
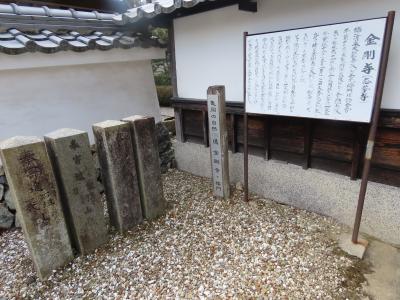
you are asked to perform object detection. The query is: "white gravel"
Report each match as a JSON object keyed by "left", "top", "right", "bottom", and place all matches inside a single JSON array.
[{"left": 0, "top": 169, "right": 366, "bottom": 299}]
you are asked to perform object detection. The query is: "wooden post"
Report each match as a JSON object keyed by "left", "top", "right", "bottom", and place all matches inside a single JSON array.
[
  {"left": 167, "top": 19, "right": 178, "bottom": 99},
  {"left": 350, "top": 125, "right": 362, "bottom": 180},
  {"left": 168, "top": 19, "right": 183, "bottom": 143},
  {"left": 352, "top": 11, "right": 395, "bottom": 243},
  {"left": 174, "top": 107, "right": 185, "bottom": 142},
  {"left": 243, "top": 31, "right": 249, "bottom": 202},
  {"left": 303, "top": 120, "right": 313, "bottom": 169},
  {"left": 207, "top": 86, "right": 230, "bottom": 199},
  {"left": 202, "top": 110, "right": 209, "bottom": 147},
  {"left": 264, "top": 117, "right": 271, "bottom": 160},
  {"left": 230, "top": 114, "right": 238, "bottom": 153}
]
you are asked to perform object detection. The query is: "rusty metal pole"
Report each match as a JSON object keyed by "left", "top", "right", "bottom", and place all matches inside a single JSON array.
[
  {"left": 352, "top": 11, "right": 395, "bottom": 243},
  {"left": 243, "top": 31, "right": 249, "bottom": 202}
]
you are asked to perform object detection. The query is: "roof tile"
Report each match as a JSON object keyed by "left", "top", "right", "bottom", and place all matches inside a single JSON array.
[
  {"left": 0, "top": 3, "right": 115, "bottom": 21},
  {"left": 0, "top": 29, "right": 164, "bottom": 55},
  {"left": 115, "top": 0, "right": 214, "bottom": 25}
]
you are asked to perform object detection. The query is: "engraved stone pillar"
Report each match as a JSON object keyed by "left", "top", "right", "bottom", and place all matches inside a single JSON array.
[
  {"left": 92, "top": 121, "right": 142, "bottom": 232},
  {"left": 44, "top": 129, "right": 108, "bottom": 255},
  {"left": 207, "top": 86, "right": 230, "bottom": 199},
  {"left": 122, "top": 116, "right": 165, "bottom": 220},
  {"left": 0, "top": 136, "right": 73, "bottom": 279}
]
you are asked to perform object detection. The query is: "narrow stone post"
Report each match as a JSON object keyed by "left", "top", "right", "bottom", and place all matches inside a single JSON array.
[
  {"left": 0, "top": 136, "right": 73, "bottom": 279},
  {"left": 44, "top": 129, "right": 108, "bottom": 255},
  {"left": 122, "top": 116, "right": 165, "bottom": 219},
  {"left": 92, "top": 121, "right": 142, "bottom": 232},
  {"left": 207, "top": 86, "right": 230, "bottom": 199}
]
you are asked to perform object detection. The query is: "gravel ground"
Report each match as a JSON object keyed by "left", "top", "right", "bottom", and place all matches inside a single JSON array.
[{"left": 0, "top": 169, "right": 367, "bottom": 299}]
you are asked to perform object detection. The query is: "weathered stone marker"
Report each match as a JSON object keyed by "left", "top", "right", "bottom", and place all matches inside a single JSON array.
[
  {"left": 122, "top": 116, "right": 165, "bottom": 219},
  {"left": 207, "top": 86, "right": 230, "bottom": 199},
  {"left": 0, "top": 136, "right": 73, "bottom": 279},
  {"left": 92, "top": 121, "right": 142, "bottom": 232},
  {"left": 44, "top": 129, "right": 108, "bottom": 255}
]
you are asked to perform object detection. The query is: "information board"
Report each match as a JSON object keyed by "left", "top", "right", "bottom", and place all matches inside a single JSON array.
[
  {"left": 207, "top": 94, "right": 224, "bottom": 197},
  {"left": 245, "top": 18, "right": 386, "bottom": 123}
]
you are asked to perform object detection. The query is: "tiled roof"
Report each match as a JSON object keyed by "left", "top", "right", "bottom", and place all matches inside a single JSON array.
[
  {"left": 113, "top": 0, "right": 215, "bottom": 25},
  {"left": 0, "top": 3, "right": 115, "bottom": 21},
  {"left": 0, "top": 29, "right": 163, "bottom": 55},
  {"left": 0, "top": 3, "right": 165, "bottom": 55}
]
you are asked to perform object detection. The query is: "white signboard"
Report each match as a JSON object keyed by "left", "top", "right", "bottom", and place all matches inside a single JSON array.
[
  {"left": 208, "top": 94, "right": 224, "bottom": 197},
  {"left": 245, "top": 18, "right": 386, "bottom": 123}
]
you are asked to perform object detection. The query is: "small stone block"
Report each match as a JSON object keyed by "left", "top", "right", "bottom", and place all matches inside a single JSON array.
[
  {"left": 15, "top": 211, "right": 21, "bottom": 228},
  {"left": 0, "top": 136, "right": 73, "bottom": 279},
  {"left": 122, "top": 116, "right": 165, "bottom": 220},
  {"left": 4, "top": 189, "right": 15, "bottom": 211},
  {"left": 92, "top": 121, "right": 143, "bottom": 232},
  {"left": 44, "top": 129, "right": 109, "bottom": 255},
  {"left": 339, "top": 233, "right": 368, "bottom": 259}
]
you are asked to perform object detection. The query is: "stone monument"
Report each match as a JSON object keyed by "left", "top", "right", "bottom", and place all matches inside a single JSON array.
[
  {"left": 0, "top": 136, "right": 73, "bottom": 279},
  {"left": 92, "top": 121, "right": 143, "bottom": 232},
  {"left": 44, "top": 128, "right": 108, "bottom": 254}
]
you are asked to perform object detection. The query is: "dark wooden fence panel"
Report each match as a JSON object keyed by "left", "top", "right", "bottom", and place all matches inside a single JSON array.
[
  {"left": 312, "top": 121, "right": 355, "bottom": 162},
  {"left": 172, "top": 98, "right": 400, "bottom": 187},
  {"left": 373, "top": 128, "right": 400, "bottom": 169}
]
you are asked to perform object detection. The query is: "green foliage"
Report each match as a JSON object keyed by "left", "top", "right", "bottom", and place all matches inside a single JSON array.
[
  {"left": 150, "top": 27, "right": 172, "bottom": 106},
  {"left": 157, "top": 85, "right": 173, "bottom": 107},
  {"left": 152, "top": 58, "right": 172, "bottom": 105},
  {"left": 152, "top": 58, "right": 171, "bottom": 85},
  {"left": 155, "top": 73, "right": 171, "bottom": 86},
  {"left": 151, "top": 27, "right": 168, "bottom": 44}
]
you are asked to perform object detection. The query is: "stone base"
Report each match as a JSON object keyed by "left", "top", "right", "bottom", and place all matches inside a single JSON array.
[{"left": 339, "top": 234, "right": 368, "bottom": 259}]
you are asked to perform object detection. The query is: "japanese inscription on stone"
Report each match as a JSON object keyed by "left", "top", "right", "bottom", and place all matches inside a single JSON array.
[
  {"left": 208, "top": 94, "right": 225, "bottom": 197},
  {"left": 245, "top": 18, "right": 386, "bottom": 122},
  {"left": 0, "top": 137, "right": 73, "bottom": 279}
]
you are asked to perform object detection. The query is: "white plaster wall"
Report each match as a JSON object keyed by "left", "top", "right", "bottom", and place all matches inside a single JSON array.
[
  {"left": 0, "top": 47, "right": 164, "bottom": 71},
  {"left": 174, "top": 0, "right": 400, "bottom": 109},
  {"left": 0, "top": 59, "right": 161, "bottom": 143}
]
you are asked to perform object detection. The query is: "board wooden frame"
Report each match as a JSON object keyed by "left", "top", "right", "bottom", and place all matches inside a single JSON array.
[
  {"left": 243, "top": 11, "right": 395, "bottom": 244},
  {"left": 244, "top": 16, "right": 387, "bottom": 122}
]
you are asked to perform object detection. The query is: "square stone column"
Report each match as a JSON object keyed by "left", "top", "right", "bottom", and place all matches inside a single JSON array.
[
  {"left": 122, "top": 116, "right": 165, "bottom": 219},
  {"left": 0, "top": 136, "right": 73, "bottom": 280},
  {"left": 44, "top": 129, "right": 108, "bottom": 255},
  {"left": 92, "top": 121, "right": 142, "bottom": 232}
]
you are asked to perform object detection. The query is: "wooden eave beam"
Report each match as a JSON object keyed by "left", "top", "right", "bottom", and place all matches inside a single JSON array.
[{"left": 238, "top": 0, "right": 257, "bottom": 12}]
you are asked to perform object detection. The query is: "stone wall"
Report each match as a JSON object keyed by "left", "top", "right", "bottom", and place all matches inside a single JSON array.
[
  {"left": 0, "top": 164, "right": 16, "bottom": 229},
  {"left": 156, "top": 121, "right": 175, "bottom": 173}
]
